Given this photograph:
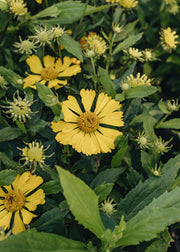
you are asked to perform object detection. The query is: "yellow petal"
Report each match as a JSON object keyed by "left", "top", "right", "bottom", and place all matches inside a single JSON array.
[
  {"left": 58, "top": 65, "right": 81, "bottom": 77},
  {"left": 94, "top": 93, "right": 112, "bottom": 115},
  {"left": 62, "top": 96, "right": 82, "bottom": 121},
  {"left": 55, "top": 127, "right": 79, "bottom": 145},
  {"left": 21, "top": 208, "right": 37, "bottom": 225},
  {"left": 35, "top": 0, "right": 42, "bottom": 3},
  {"left": 25, "top": 189, "right": 45, "bottom": 211},
  {"left": 51, "top": 121, "right": 77, "bottom": 133},
  {"left": 0, "top": 188, "right": 6, "bottom": 197},
  {"left": 100, "top": 111, "right": 124, "bottom": 127},
  {"left": 80, "top": 89, "right": 96, "bottom": 112},
  {"left": 26, "top": 55, "right": 43, "bottom": 74},
  {"left": 12, "top": 211, "right": 26, "bottom": 235},
  {"left": 0, "top": 211, "right": 12, "bottom": 230},
  {"left": 0, "top": 204, "right": 5, "bottom": 211},
  {"left": 23, "top": 75, "right": 41, "bottom": 89},
  {"left": 43, "top": 55, "right": 55, "bottom": 68},
  {"left": 48, "top": 79, "right": 67, "bottom": 89},
  {"left": 98, "top": 99, "right": 122, "bottom": 116}
]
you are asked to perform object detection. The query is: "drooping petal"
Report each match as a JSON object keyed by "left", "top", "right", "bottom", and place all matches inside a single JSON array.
[
  {"left": 12, "top": 211, "right": 26, "bottom": 235},
  {"left": 26, "top": 55, "right": 43, "bottom": 74},
  {"left": 48, "top": 79, "right": 67, "bottom": 89},
  {"left": 0, "top": 211, "right": 12, "bottom": 230},
  {"left": 62, "top": 96, "right": 82, "bottom": 121},
  {"left": 25, "top": 189, "right": 45, "bottom": 211},
  {"left": 80, "top": 89, "right": 96, "bottom": 112},
  {"left": 23, "top": 74, "right": 42, "bottom": 89},
  {"left": 51, "top": 121, "right": 77, "bottom": 133},
  {"left": 21, "top": 208, "right": 37, "bottom": 225},
  {"left": 99, "top": 111, "right": 124, "bottom": 127},
  {"left": 58, "top": 65, "right": 81, "bottom": 77},
  {"left": 55, "top": 126, "right": 79, "bottom": 145},
  {"left": 43, "top": 55, "right": 55, "bottom": 68}
]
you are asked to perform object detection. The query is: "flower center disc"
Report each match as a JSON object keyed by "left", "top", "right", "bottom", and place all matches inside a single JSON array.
[
  {"left": 4, "top": 189, "right": 25, "bottom": 212},
  {"left": 78, "top": 111, "right": 100, "bottom": 133},
  {"left": 13, "top": 101, "right": 28, "bottom": 115},
  {"left": 41, "top": 67, "right": 58, "bottom": 81},
  {"left": 27, "top": 146, "right": 43, "bottom": 162}
]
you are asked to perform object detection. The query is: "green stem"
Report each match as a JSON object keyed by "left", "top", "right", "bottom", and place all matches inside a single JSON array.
[
  {"left": 90, "top": 57, "right": 98, "bottom": 92},
  {"left": 0, "top": 17, "right": 12, "bottom": 44},
  {"left": 79, "top": 0, "right": 89, "bottom": 30},
  {"left": 44, "top": 0, "right": 48, "bottom": 8},
  {"left": 155, "top": 114, "right": 169, "bottom": 128},
  {"left": 106, "top": 33, "right": 116, "bottom": 71}
]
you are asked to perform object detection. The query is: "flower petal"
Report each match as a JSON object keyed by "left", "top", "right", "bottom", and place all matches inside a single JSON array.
[
  {"left": 0, "top": 211, "right": 12, "bottom": 230},
  {"left": 23, "top": 75, "right": 42, "bottom": 89},
  {"left": 0, "top": 188, "right": 6, "bottom": 197},
  {"left": 25, "top": 189, "right": 45, "bottom": 211},
  {"left": 12, "top": 211, "right": 26, "bottom": 235},
  {"left": 55, "top": 126, "right": 79, "bottom": 145},
  {"left": 62, "top": 96, "right": 82, "bottom": 121},
  {"left": 48, "top": 79, "right": 67, "bottom": 89},
  {"left": 80, "top": 89, "right": 96, "bottom": 112},
  {"left": 56, "top": 56, "right": 72, "bottom": 72},
  {"left": 51, "top": 121, "right": 77, "bottom": 133},
  {"left": 100, "top": 111, "right": 124, "bottom": 127},
  {"left": 21, "top": 208, "right": 37, "bottom": 225},
  {"left": 43, "top": 55, "right": 55, "bottom": 68},
  {"left": 58, "top": 65, "right": 81, "bottom": 77},
  {"left": 26, "top": 55, "right": 43, "bottom": 74},
  {"left": 94, "top": 93, "right": 112, "bottom": 115}
]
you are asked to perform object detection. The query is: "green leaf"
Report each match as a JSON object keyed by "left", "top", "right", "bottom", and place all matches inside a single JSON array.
[
  {"left": 116, "top": 187, "right": 180, "bottom": 246},
  {"left": 157, "top": 118, "right": 180, "bottom": 129},
  {"left": 0, "top": 127, "right": 24, "bottom": 142},
  {"left": 125, "top": 86, "right": 157, "bottom": 99},
  {"left": 28, "top": 120, "right": 50, "bottom": 133},
  {"left": 58, "top": 34, "right": 83, "bottom": 61},
  {"left": 113, "top": 33, "right": 143, "bottom": 55},
  {"left": 98, "top": 67, "right": 116, "bottom": 98},
  {"left": 56, "top": 166, "right": 105, "bottom": 238},
  {"left": 0, "top": 67, "right": 23, "bottom": 89},
  {"left": 117, "top": 154, "right": 180, "bottom": 220},
  {"left": 0, "top": 230, "right": 88, "bottom": 251},
  {"left": 143, "top": 107, "right": 157, "bottom": 141},
  {"left": 111, "top": 135, "right": 128, "bottom": 168},
  {"left": 36, "top": 83, "right": 61, "bottom": 116},
  {"left": 0, "top": 170, "right": 17, "bottom": 186},
  {"left": 31, "top": 5, "right": 60, "bottom": 19},
  {"left": 40, "top": 180, "right": 61, "bottom": 195},
  {"left": 158, "top": 99, "right": 170, "bottom": 114},
  {"left": 0, "top": 152, "right": 19, "bottom": 170},
  {"left": 94, "top": 183, "right": 114, "bottom": 203}
]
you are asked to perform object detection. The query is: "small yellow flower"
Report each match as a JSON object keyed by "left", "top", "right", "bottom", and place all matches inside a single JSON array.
[
  {"left": 30, "top": 26, "right": 52, "bottom": 46},
  {"left": 120, "top": 73, "right": 152, "bottom": 88},
  {"left": 164, "top": 0, "right": 177, "bottom": 5},
  {"left": 112, "top": 23, "right": 124, "bottom": 33},
  {"left": 154, "top": 136, "right": 173, "bottom": 155},
  {"left": 108, "top": 0, "right": 138, "bottom": 9},
  {"left": 23, "top": 55, "right": 81, "bottom": 90},
  {"left": 0, "top": 75, "right": 8, "bottom": 89},
  {"left": 34, "top": 0, "right": 42, "bottom": 3},
  {"left": 50, "top": 25, "right": 65, "bottom": 41},
  {"left": 169, "top": 3, "right": 179, "bottom": 15},
  {"left": 14, "top": 37, "right": 36, "bottom": 55},
  {"left": 160, "top": 27, "right": 179, "bottom": 52},
  {"left": 2, "top": 90, "right": 33, "bottom": 122},
  {"left": 10, "top": 0, "right": 27, "bottom": 17},
  {"left": 143, "top": 49, "right": 155, "bottom": 61},
  {"left": 124, "top": 47, "right": 144, "bottom": 62},
  {"left": 19, "top": 141, "right": 51, "bottom": 169},
  {"left": 85, "top": 32, "right": 107, "bottom": 56},
  {"left": 0, "top": 172, "right": 45, "bottom": 235},
  {"left": 51, "top": 89, "right": 124, "bottom": 156},
  {"left": 101, "top": 198, "right": 117, "bottom": 216}
]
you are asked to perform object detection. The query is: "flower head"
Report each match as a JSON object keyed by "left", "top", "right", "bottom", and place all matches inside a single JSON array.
[
  {"left": 0, "top": 75, "right": 8, "bottom": 89},
  {"left": 19, "top": 141, "right": 51, "bottom": 169},
  {"left": 34, "top": 0, "right": 42, "bottom": 3},
  {"left": 143, "top": 49, "right": 155, "bottom": 61},
  {"left": 101, "top": 198, "right": 117, "bottom": 216},
  {"left": 2, "top": 90, "right": 33, "bottom": 122},
  {"left": 0, "top": 172, "right": 45, "bottom": 235},
  {"left": 30, "top": 26, "right": 52, "bottom": 46},
  {"left": 160, "top": 27, "right": 179, "bottom": 52},
  {"left": 14, "top": 37, "right": 36, "bottom": 55},
  {"left": 124, "top": 47, "right": 144, "bottom": 62},
  {"left": 151, "top": 164, "right": 162, "bottom": 177},
  {"left": 50, "top": 25, "right": 65, "bottom": 41},
  {"left": 136, "top": 131, "right": 151, "bottom": 149},
  {"left": 154, "top": 136, "right": 173, "bottom": 155},
  {"left": 23, "top": 55, "right": 81, "bottom": 90},
  {"left": 167, "top": 99, "right": 180, "bottom": 112},
  {"left": 10, "top": 0, "right": 27, "bottom": 17},
  {"left": 112, "top": 24, "right": 124, "bottom": 34},
  {"left": 120, "top": 73, "right": 152, "bottom": 89},
  {"left": 51, "top": 89, "right": 124, "bottom": 156},
  {"left": 107, "top": 0, "right": 138, "bottom": 8}
]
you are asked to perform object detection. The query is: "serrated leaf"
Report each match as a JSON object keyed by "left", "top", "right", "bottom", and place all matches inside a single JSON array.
[
  {"left": 58, "top": 34, "right": 83, "bottom": 61},
  {"left": 94, "top": 183, "right": 114, "bottom": 203},
  {"left": 113, "top": 33, "right": 143, "bottom": 55},
  {"left": 0, "top": 230, "right": 87, "bottom": 251},
  {"left": 116, "top": 187, "right": 180, "bottom": 246},
  {"left": 98, "top": 67, "right": 116, "bottom": 98},
  {"left": 111, "top": 135, "right": 128, "bottom": 168},
  {"left": 125, "top": 86, "right": 157, "bottom": 99},
  {"left": 157, "top": 118, "right": 180, "bottom": 129},
  {"left": 56, "top": 166, "right": 105, "bottom": 238},
  {"left": 0, "top": 127, "right": 24, "bottom": 142},
  {"left": 118, "top": 154, "right": 180, "bottom": 220},
  {"left": 0, "top": 170, "right": 17, "bottom": 186}
]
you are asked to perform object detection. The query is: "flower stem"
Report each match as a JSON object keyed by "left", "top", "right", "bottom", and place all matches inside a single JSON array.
[
  {"left": 155, "top": 114, "right": 169, "bottom": 128},
  {"left": 106, "top": 33, "right": 116, "bottom": 71},
  {"left": 44, "top": 0, "right": 48, "bottom": 8},
  {"left": 90, "top": 57, "right": 98, "bottom": 92}
]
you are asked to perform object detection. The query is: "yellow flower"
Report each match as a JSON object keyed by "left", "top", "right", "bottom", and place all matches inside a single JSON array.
[
  {"left": 23, "top": 55, "right": 81, "bottom": 90},
  {"left": 0, "top": 172, "right": 45, "bottom": 235},
  {"left": 19, "top": 141, "right": 51, "bottom": 169},
  {"left": 10, "top": 0, "right": 27, "bottom": 17},
  {"left": 118, "top": 0, "right": 138, "bottom": 8},
  {"left": 51, "top": 89, "right": 124, "bottom": 156},
  {"left": 50, "top": 25, "right": 65, "bottom": 41},
  {"left": 124, "top": 47, "right": 144, "bottom": 62},
  {"left": 120, "top": 73, "right": 152, "bottom": 88},
  {"left": 35, "top": 0, "right": 42, "bottom": 3},
  {"left": 160, "top": 27, "right": 179, "bottom": 52},
  {"left": 84, "top": 32, "right": 107, "bottom": 56}
]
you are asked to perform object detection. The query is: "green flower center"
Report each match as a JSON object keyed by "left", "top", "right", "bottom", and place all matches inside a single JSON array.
[
  {"left": 4, "top": 189, "right": 25, "bottom": 212},
  {"left": 78, "top": 112, "right": 100, "bottom": 133},
  {"left": 13, "top": 100, "right": 28, "bottom": 116},
  {"left": 27, "top": 146, "right": 43, "bottom": 162}
]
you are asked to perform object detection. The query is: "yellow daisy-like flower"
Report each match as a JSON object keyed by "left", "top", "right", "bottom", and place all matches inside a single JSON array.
[
  {"left": 160, "top": 27, "right": 179, "bottom": 52},
  {"left": 124, "top": 47, "right": 144, "bottom": 62},
  {"left": 51, "top": 89, "right": 124, "bottom": 156},
  {"left": 120, "top": 73, "right": 152, "bottom": 88},
  {"left": 84, "top": 32, "right": 107, "bottom": 56},
  {"left": 10, "top": 0, "right": 28, "bottom": 17},
  {"left": 23, "top": 55, "right": 81, "bottom": 90},
  {"left": 0, "top": 172, "right": 45, "bottom": 235},
  {"left": 118, "top": 0, "right": 138, "bottom": 9}
]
